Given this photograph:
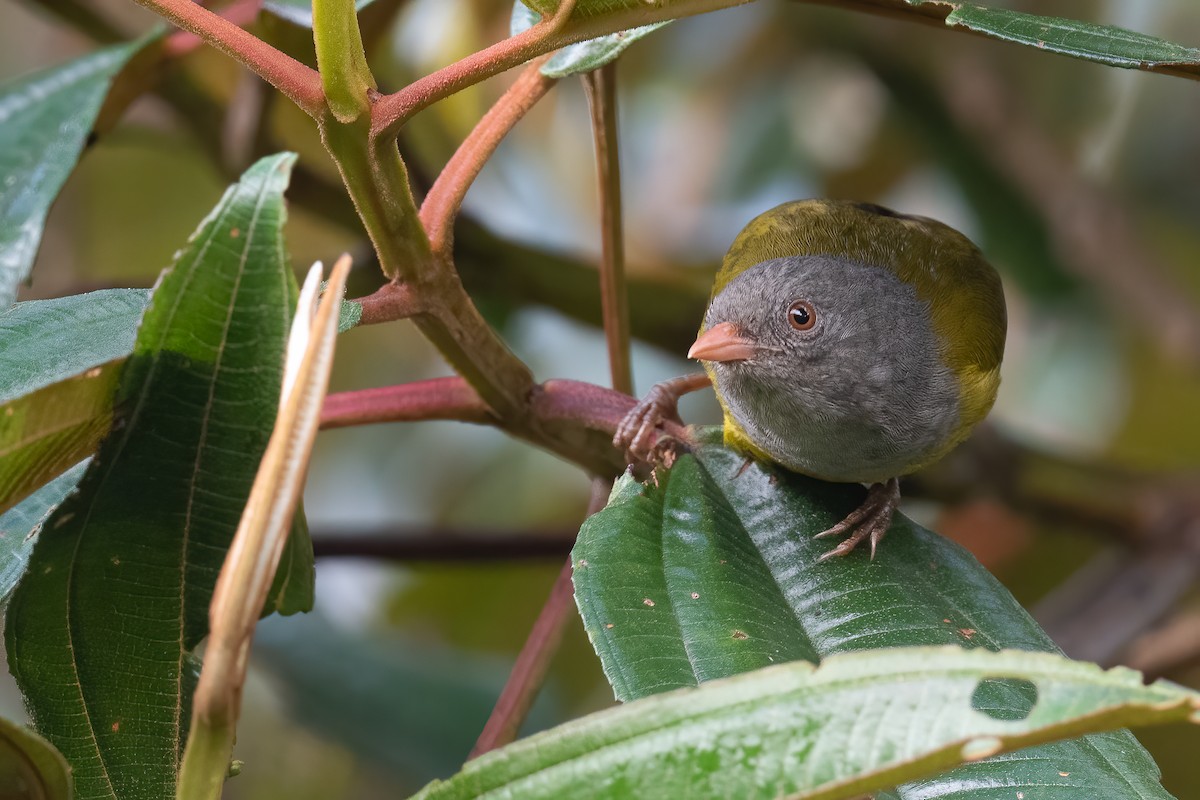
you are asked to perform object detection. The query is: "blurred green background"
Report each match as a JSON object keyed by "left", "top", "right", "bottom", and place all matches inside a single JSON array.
[{"left": 3, "top": 0, "right": 1200, "bottom": 796}]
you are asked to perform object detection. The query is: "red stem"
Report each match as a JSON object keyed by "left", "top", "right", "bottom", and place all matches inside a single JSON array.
[
  {"left": 161, "top": 0, "right": 261, "bottom": 59},
  {"left": 371, "top": 0, "right": 576, "bottom": 140},
  {"left": 353, "top": 282, "right": 424, "bottom": 326},
  {"left": 469, "top": 477, "right": 610, "bottom": 757},
  {"left": 130, "top": 0, "right": 326, "bottom": 116},
  {"left": 420, "top": 58, "right": 557, "bottom": 255},
  {"left": 320, "top": 377, "right": 493, "bottom": 428}
]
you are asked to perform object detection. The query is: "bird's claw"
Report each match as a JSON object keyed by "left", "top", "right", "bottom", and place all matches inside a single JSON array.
[
  {"left": 815, "top": 477, "right": 901, "bottom": 561},
  {"left": 614, "top": 384, "right": 685, "bottom": 468}
]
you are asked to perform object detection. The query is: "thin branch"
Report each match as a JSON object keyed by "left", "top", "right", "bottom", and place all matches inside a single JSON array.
[
  {"left": 310, "top": 529, "right": 573, "bottom": 561},
  {"left": 583, "top": 61, "right": 633, "bottom": 396},
  {"left": 162, "top": 0, "right": 261, "bottom": 59},
  {"left": 319, "top": 377, "right": 688, "bottom": 476},
  {"left": 420, "top": 58, "right": 557, "bottom": 256},
  {"left": 470, "top": 477, "right": 609, "bottom": 757},
  {"left": 320, "top": 377, "right": 493, "bottom": 428},
  {"left": 352, "top": 281, "right": 424, "bottom": 325},
  {"left": 128, "top": 0, "right": 326, "bottom": 117},
  {"left": 372, "top": 0, "right": 575, "bottom": 140}
]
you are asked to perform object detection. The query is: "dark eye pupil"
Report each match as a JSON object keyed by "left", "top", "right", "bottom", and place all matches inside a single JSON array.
[{"left": 791, "top": 307, "right": 809, "bottom": 325}]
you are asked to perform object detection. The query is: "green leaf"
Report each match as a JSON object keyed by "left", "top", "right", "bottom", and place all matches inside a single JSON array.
[
  {"left": 0, "top": 290, "right": 150, "bottom": 512},
  {"left": 413, "top": 647, "right": 1199, "bottom": 800},
  {"left": 573, "top": 442, "right": 1175, "bottom": 798},
  {"left": 936, "top": 4, "right": 1200, "bottom": 74},
  {"left": 0, "top": 42, "right": 146, "bottom": 306},
  {"left": 0, "top": 460, "right": 88, "bottom": 606},
  {"left": 0, "top": 714, "right": 73, "bottom": 800},
  {"left": 265, "top": 506, "right": 315, "bottom": 617},
  {"left": 0, "top": 289, "right": 150, "bottom": 405},
  {"left": 337, "top": 296, "right": 362, "bottom": 332},
  {"left": 0, "top": 359, "right": 123, "bottom": 515},
  {"left": 5, "top": 153, "right": 301, "bottom": 800},
  {"left": 511, "top": 1, "right": 668, "bottom": 78}
]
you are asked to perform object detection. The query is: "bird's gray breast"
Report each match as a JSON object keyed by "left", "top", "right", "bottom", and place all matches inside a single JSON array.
[{"left": 712, "top": 256, "right": 962, "bottom": 484}]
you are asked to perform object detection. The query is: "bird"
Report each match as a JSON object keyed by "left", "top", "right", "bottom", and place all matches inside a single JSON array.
[{"left": 615, "top": 199, "right": 1007, "bottom": 559}]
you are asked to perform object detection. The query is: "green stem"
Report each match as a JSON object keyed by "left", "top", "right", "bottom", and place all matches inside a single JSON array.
[
  {"left": 175, "top": 715, "right": 234, "bottom": 800},
  {"left": 311, "top": 0, "right": 377, "bottom": 122}
]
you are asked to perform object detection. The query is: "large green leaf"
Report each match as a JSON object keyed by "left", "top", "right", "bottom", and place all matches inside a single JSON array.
[
  {"left": 0, "top": 714, "right": 73, "bottom": 800},
  {"left": 572, "top": 441, "right": 1175, "bottom": 798},
  {"left": 0, "top": 43, "right": 146, "bottom": 306},
  {"left": 413, "top": 647, "right": 1199, "bottom": 800},
  {"left": 5, "top": 153, "right": 305, "bottom": 800},
  {"left": 0, "top": 460, "right": 88, "bottom": 606}
]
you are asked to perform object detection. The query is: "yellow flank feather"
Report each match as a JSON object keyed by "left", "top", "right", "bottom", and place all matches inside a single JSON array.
[{"left": 709, "top": 200, "right": 1006, "bottom": 472}]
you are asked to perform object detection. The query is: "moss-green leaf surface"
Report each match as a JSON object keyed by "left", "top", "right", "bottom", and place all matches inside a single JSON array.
[
  {"left": 0, "top": 43, "right": 145, "bottom": 306},
  {"left": 572, "top": 442, "right": 1175, "bottom": 798},
  {"left": 0, "top": 714, "right": 73, "bottom": 800},
  {"left": 413, "top": 647, "right": 1199, "bottom": 800},
  {"left": 4, "top": 153, "right": 302, "bottom": 800}
]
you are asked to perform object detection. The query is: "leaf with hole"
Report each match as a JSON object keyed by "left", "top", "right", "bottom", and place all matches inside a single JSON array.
[
  {"left": 572, "top": 441, "right": 1176, "bottom": 798},
  {"left": 412, "top": 647, "right": 1199, "bottom": 799},
  {"left": 4, "top": 153, "right": 308, "bottom": 800}
]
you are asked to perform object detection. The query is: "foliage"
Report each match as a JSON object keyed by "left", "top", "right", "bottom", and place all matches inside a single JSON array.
[{"left": 1, "top": 0, "right": 1199, "bottom": 798}]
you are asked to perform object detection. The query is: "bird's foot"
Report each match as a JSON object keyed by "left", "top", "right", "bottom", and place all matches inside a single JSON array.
[
  {"left": 614, "top": 374, "right": 710, "bottom": 468},
  {"left": 815, "top": 477, "right": 901, "bottom": 561}
]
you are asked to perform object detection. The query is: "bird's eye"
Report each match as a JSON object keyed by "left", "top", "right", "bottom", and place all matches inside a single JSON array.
[{"left": 787, "top": 300, "right": 816, "bottom": 331}]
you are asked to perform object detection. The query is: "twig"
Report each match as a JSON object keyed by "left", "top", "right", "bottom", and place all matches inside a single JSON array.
[
  {"left": 1123, "top": 610, "right": 1200, "bottom": 679},
  {"left": 420, "top": 58, "right": 557, "bottom": 256},
  {"left": 320, "top": 377, "right": 688, "bottom": 476},
  {"left": 162, "top": 0, "right": 261, "bottom": 59},
  {"left": 129, "top": 0, "right": 326, "bottom": 117},
  {"left": 583, "top": 61, "right": 633, "bottom": 396},
  {"left": 320, "top": 377, "right": 493, "bottom": 428},
  {"left": 310, "top": 529, "right": 573, "bottom": 561},
  {"left": 372, "top": 0, "right": 576, "bottom": 140},
  {"left": 470, "top": 477, "right": 609, "bottom": 757},
  {"left": 352, "top": 281, "right": 424, "bottom": 325}
]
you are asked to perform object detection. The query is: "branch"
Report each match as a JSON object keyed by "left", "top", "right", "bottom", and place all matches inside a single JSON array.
[
  {"left": 420, "top": 58, "right": 557, "bottom": 256},
  {"left": 320, "top": 377, "right": 688, "bottom": 476},
  {"left": 352, "top": 281, "right": 424, "bottom": 325},
  {"left": 129, "top": 0, "right": 326, "bottom": 117},
  {"left": 372, "top": 0, "right": 576, "bottom": 140},
  {"left": 583, "top": 62, "right": 632, "bottom": 396},
  {"left": 470, "top": 477, "right": 610, "bottom": 757},
  {"left": 312, "top": 0, "right": 376, "bottom": 122}
]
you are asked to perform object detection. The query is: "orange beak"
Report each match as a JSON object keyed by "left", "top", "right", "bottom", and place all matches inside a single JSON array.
[{"left": 688, "top": 322, "right": 758, "bottom": 362}]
